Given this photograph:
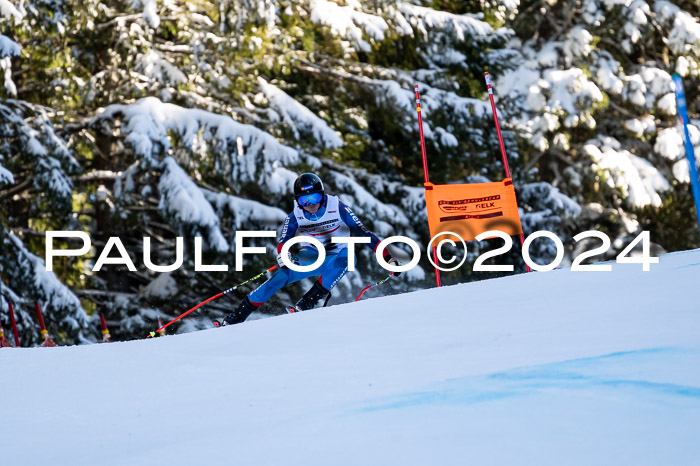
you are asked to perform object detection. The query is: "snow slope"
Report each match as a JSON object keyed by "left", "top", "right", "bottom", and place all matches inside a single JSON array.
[{"left": 2, "top": 250, "right": 700, "bottom": 465}]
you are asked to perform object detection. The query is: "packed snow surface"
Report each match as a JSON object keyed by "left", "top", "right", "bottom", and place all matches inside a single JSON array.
[{"left": 2, "top": 250, "right": 700, "bottom": 465}]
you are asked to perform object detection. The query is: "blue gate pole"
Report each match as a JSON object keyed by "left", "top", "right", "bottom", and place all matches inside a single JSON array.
[{"left": 672, "top": 74, "right": 700, "bottom": 242}]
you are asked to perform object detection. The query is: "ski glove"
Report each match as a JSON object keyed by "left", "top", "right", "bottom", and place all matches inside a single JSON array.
[
  {"left": 277, "top": 251, "right": 292, "bottom": 268},
  {"left": 385, "top": 255, "right": 402, "bottom": 277}
]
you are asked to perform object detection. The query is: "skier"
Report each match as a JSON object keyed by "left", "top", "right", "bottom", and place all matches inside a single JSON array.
[{"left": 219, "top": 173, "right": 401, "bottom": 325}]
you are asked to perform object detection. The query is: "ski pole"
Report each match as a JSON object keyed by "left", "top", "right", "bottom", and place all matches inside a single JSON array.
[
  {"left": 355, "top": 273, "right": 394, "bottom": 302},
  {"left": 147, "top": 265, "right": 278, "bottom": 338}
]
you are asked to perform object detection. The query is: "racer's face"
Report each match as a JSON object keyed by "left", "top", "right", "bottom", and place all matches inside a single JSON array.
[{"left": 302, "top": 203, "right": 321, "bottom": 214}]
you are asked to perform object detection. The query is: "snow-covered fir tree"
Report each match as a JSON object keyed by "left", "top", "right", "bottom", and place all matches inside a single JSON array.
[
  {"left": 1, "top": 0, "right": 698, "bottom": 340},
  {"left": 500, "top": 0, "right": 700, "bottom": 259}
]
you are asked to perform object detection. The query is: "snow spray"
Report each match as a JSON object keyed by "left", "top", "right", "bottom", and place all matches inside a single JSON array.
[{"left": 147, "top": 265, "right": 278, "bottom": 338}]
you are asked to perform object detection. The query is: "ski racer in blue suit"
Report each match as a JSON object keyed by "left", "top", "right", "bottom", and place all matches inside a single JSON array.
[{"left": 221, "top": 173, "right": 400, "bottom": 325}]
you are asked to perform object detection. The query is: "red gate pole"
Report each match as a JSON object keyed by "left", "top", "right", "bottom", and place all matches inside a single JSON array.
[
  {"left": 100, "top": 313, "right": 111, "bottom": 343},
  {"left": 0, "top": 279, "right": 9, "bottom": 347},
  {"left": 484, "top": 72, "right": 531, "bottom": 273},
  {"left": 8, "top": 300, "right": 20, "bottom": 347},
  {"left": 414, "top": 85, "right": 442, "bottom": 287},
  {"left": 35, "top": 302, "right": 56, "bottom": 347}
]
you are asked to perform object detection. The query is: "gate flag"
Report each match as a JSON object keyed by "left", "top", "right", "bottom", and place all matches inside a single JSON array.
[{"left": 424, "top": 178, "right": 523, "bottom": 242}]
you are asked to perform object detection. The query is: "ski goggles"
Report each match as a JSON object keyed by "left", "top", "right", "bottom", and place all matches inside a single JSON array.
[{"left": 297, "top": 192, "right": 323, "bottom": 206}]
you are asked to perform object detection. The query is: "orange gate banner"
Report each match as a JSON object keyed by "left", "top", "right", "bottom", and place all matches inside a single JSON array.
[{"left": 424, "top": 178, "right": 523, "bottom": 241}]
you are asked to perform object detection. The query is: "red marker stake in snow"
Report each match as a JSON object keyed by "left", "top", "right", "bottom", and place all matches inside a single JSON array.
[
  {"left": 35, "top": 302, "right": 57, "bottom": 347},
  {"left": 8, "top": 300, "right": 20, "bottom": 347},
  {"left": 484, "top": 72, "right": 531, "bottom": 273},
  {"left": 157, "top": 316, "right": 166, "bottom": 337},
  {"left": 100, "top": 313, "right": 111, "bottom": 343},
  {"left": 414, "top": 85, "right": 442, "bottom": 287}
]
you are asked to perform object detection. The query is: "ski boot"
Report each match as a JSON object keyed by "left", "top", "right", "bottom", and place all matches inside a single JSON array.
[
  {"left": 214, "top": 296, "right": 258, "bottom": 327},
  {"left": 290, "top": 280, "right": 331, "bottom": 313}
]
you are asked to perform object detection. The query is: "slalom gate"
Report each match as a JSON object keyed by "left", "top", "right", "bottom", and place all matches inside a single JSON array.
[{"left": 414, "top": 73, "right": 531, "bottom": 277}]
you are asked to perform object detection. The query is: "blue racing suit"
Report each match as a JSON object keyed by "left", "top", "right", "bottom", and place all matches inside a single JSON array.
[{"left": 247, "top": 194, "right": 385, "bottom": 306}]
